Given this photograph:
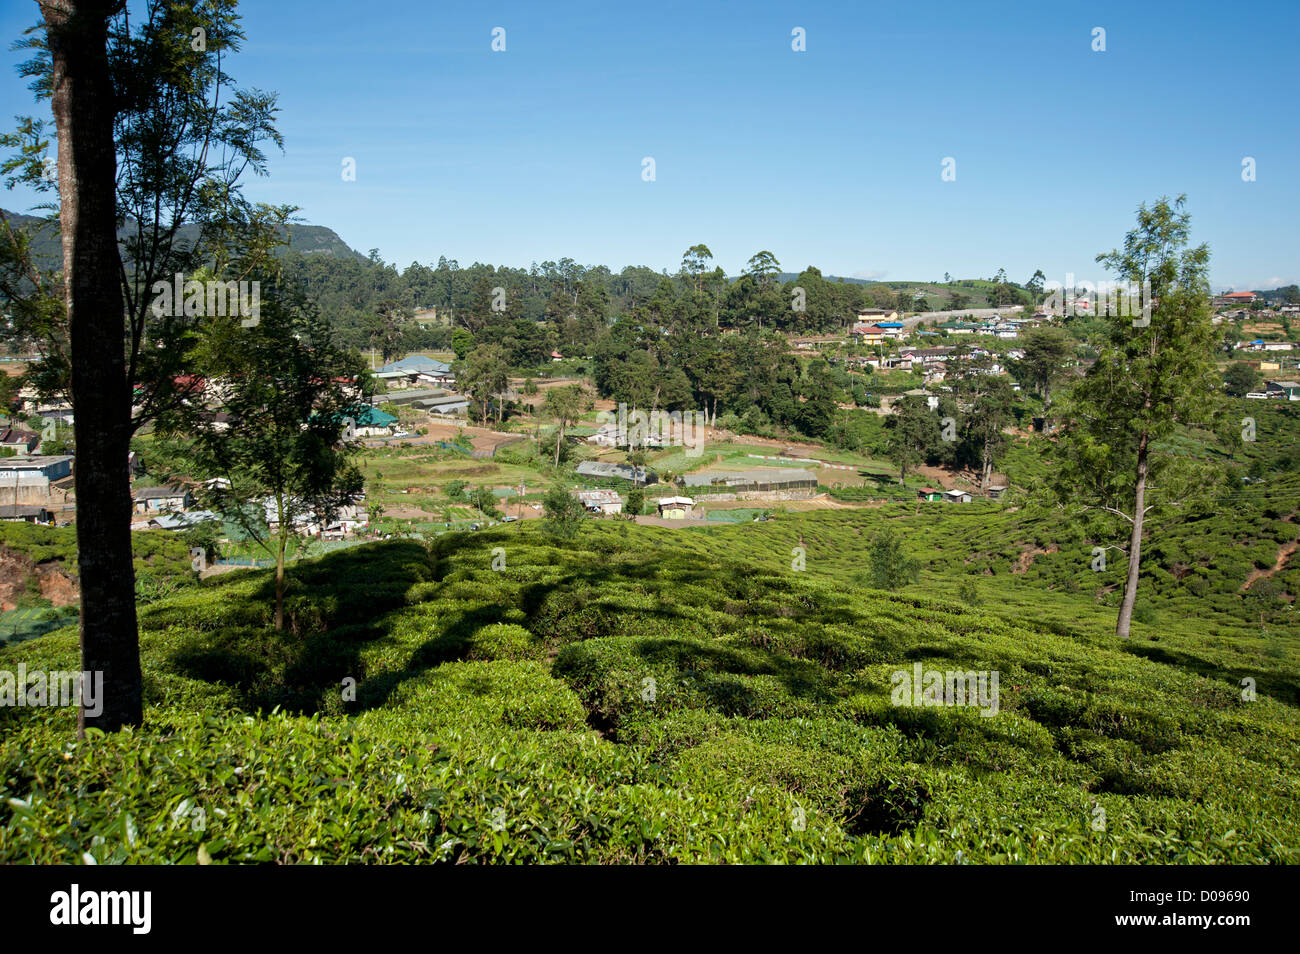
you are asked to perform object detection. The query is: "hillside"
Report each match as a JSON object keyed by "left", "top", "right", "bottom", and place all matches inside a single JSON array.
[
  {"left": 0, "top": 208, "right": 369, "bottom": 273},
  {"left": 2, "top": 504, "right": 1295, "bottom": 863}
]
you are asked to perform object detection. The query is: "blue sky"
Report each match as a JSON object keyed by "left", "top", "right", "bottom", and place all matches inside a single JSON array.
[{"left": 2, "top": 0, "right": 1296, "bottom": 290}]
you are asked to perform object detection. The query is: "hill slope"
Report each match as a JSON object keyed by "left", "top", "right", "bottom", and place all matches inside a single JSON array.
[
  {"left": 0, "top": 208, "right": 369, "bottom": 273},
  {"left": 1, "top": 515, "right": 1295, "bottom": 864}
]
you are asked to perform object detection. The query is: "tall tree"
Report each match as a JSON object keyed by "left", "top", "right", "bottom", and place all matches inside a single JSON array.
[
  {"left": 743, "top": 250, "right": 781, "bottom": 287},
  {"left": 964, "top": 376, "right": 1015, "bottom": 492},
  {"left": 40, "top": 0, "right": 138, "bottom": 733},
  {"left": 5, "top": 0, "right": 285, "bottom": 732},
  {"left": 680, "top": 244, "right": 713, "bottom": 296},
  {"left": 1014, "top": 325, "right": 1071, "bottom": 430},
  {"left": 1055, "top": 196, "right": 1219, "bottom": 638},
  {"left": 457, "top": 343, "right": 509, "bottom": 424},
  {"left": 542, "top": 382, "right": 586, "bottom": 467},
  {"left": 886, "top": 395, "right": 938, "bottom": 484}
]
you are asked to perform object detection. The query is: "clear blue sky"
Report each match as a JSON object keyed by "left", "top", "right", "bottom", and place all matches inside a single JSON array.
[{"left": 2, "top": 0, "right": 1296, "bottom": 290}]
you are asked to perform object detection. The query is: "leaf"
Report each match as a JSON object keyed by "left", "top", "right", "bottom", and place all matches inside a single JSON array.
[{"left": 197, "top": 843, "right": 212, "bottom": 865}]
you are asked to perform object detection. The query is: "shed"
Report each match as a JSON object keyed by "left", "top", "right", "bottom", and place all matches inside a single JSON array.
[{"left": 655, "top": 496, "right": 695, "bottom": 519}]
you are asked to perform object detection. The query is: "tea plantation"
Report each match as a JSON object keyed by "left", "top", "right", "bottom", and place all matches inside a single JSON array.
[{"left": 1, "top": 504, "right": 1296, "bottom": 864}]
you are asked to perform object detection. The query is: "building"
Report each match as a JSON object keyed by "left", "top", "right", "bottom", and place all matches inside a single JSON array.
[
  {"left": 350, "top": 405, "right": 399, "bottom": 436},
  {"left": 415, "top": 394, "right": 471, "bottom": 417},
  {"left": 855, "top": 308, "right": 900, "bottom": 323},
  {"left": 943, "top": 488, "right": 973, "bottom": 504},
  {"left": 917, "top": 487, "right": 944, "bottom": 502},
  {"left": 575, "top": 460, "right": 656, "bottom": 484},
  {"left": 899, "top": 346, "right": 954, "bottom": 363},
  {"left": 852, "top": 323, "right": 905, "bottom": 345},
  {"left": 376, "top": 355, "right": 455, "bottom": 387},
  {"left": 682, "top": 467, "right": 818, "bottom": 496},
  {"left": 575, "top": 489, "right": 623, "bottom": 515},
  {"left": 1264, "top": 380, "right": 1300, "bottom": 401},
  {"left": 320, "top": 504, "right": 369, "bottom": 539},
  {"left": 655, "top": 496, "right": 695, "bottom": 519},
  {"left": 0, "top": 426, "right": 40, "bottom": 455},
  {"left": 1214, "top": 291, "right": 1258, "bottom": 307},
  {"left": 986, "top": 485, "right": 1008, "bottom": 500},
  {"left": 147, "top": 510, "right": 217, "bottom": 530},
  {"left": 133, "top": 485, "right": 194, "bottom": 513},
  {"left": 0, "top": 455, "right": 72, "bottom": 481},
  {"left": 0, "top": 504, "right": 53, "bottom": 524},
  {"left": 586, "top": 422, "right": 619, "bottom": 448},
  {"left": 0, "top": 455, "right": 73, "bottom": 505}
]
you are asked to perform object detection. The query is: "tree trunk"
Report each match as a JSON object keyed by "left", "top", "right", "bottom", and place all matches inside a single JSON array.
[
  {"left": 553, "top": 420, "right": 563, "bottom": 467},
  {"left": 274, "top": 530, "right": 287, "bottom": 631},
  {"left": 1116, "top": 435, "right": 1149, "bottom": 638},
  {"left": 44, "top": 0, "right": 143, "bottom": 735}
]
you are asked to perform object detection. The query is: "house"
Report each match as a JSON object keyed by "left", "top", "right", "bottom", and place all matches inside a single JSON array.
[
  {"left": 133, "top": 485, "right": 194, "bottom": 513},
  {"left": 551, "top": 350, "right": 564, "bottom": 362},
  {"left": 575, "top": 489, "right": 623, "bottom": 515},
  {"left": 587, "top": 422, "right": 621, "bottom": 448},
  {"left": 147, "top": 510, "right": 217, "bottom": 530},
  {"left": 943, "top": 489, "right": 973, "bottom": 504},
  {"left": 320, "top": 504, "right": 369, "bottom": 540},
  {"left": 1265, "top": 380, "right": 1300, "bottom": 401},
  {"left": 852, "top": 323, "right": 905, "bottom": 344},
  {"left": 938, "top": 321, "right": 977, "bottom": 335},
  {"left": 0, "top": 426, "right": 40, "bottom": 455},
  {"left": 899, "top": 346, "right": 954, "bottom": 363},
  {"left": 0, "top": 455, "right": 73, "bottom": 482},
  {"left": 376, "top": 355, "right": 455, "bottom": 387},
  {"left": 0, "top": 504, "right": 53, "bottom": 524},
  {"left": 917, "top": 487, "right": 944, "bottom": 502},
  {"left": 855, "top": 308, "right": 900, "bottom": 323},
  {"left": 655, "top": 496, "right": 695, "bottom": 519},
  {"left": 263, "top": 499, "right": 321, "bottom": 536},
  {"left": 986, "top": 485, "right": 1008, "bottom": 500},
  {"left": 1262, "top": 342, "right": 1294, "bottom": 352},
  {"left": 349, "top": 405, "right": 399, "bottom": 437},
  {"left": 0, "top": 455, "right": 74, "bottom": 504},
  {"left": 852, "top": 324, "right": 886, "bottom": 346},
  {"left": 1214, "top": 291, "right": 1258, "bottom": 307}
]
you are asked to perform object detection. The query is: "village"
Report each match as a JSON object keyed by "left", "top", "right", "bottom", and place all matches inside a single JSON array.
[{"left": 3, "top": 285, "right": 1294, "bottom": 567}]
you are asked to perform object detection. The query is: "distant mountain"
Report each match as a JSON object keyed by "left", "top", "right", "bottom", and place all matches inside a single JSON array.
[
  {"left": 0, "top": 208, "right": 369, "bottom": 272},
  {"left": 774, "top": 272, "right": 879, "bottom": 286}
]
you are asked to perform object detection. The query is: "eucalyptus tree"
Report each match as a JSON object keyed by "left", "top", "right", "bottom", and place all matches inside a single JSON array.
[{"left": 1, "top": 0, "right": 287, "bottom": 731}]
